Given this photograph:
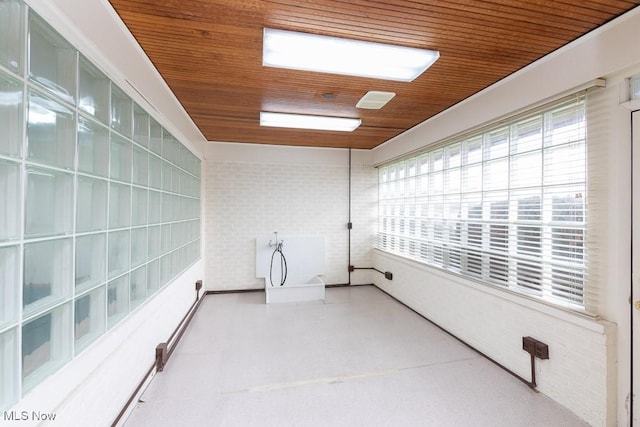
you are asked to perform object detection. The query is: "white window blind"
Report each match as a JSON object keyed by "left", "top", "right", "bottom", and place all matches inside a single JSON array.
[{"left": 378, "top": 94, "right": 593, "bottom": 312}]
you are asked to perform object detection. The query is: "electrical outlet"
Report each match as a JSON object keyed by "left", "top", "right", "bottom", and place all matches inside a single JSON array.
[
  {"left": 522, "top": 336, "right": 549, "bottom": 360},
  {"left": 535, "top": 342, "right": 549, "bottom": 359},
  {"left": 384, "top": 271, "right": 393, "bottom": 280},
  {"left": 522, "top": 336, "right": 536, "bottom": 354},
  {"left": 195, "top": 280, "right": 202, "bottom": 291}
]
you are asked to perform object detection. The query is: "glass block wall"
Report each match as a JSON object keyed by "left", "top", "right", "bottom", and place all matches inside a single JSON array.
[{"left": 0, "top": 0, "right": 202, "bottom": 410}]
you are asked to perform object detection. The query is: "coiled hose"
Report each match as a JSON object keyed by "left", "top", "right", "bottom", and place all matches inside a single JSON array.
[{"left": 269, "top": 242, "right": 287, "bottom": 286}]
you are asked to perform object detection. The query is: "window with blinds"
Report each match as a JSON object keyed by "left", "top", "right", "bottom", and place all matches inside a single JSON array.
[{"left": 378, "top": 95, "right": 588, "bottom": 311}]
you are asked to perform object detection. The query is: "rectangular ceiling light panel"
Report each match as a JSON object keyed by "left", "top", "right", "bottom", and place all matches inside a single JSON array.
[
  {"left": 263, "top": 28, "right": 439, "bottom": 82},
  {"left": 260, "top": 112, "right": 361, "bottom": 132}
]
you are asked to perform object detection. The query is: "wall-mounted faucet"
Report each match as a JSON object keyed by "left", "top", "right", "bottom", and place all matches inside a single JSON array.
[{"left": 268, "top": 231, "right": 284, "bottom": 249}]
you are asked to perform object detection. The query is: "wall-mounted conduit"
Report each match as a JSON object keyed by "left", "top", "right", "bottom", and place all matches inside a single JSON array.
[
  {"left": 112, "top": 280, "right": 206, "bottom": 427},
  {"left": 346, "top": 148, "right": 392, "bottom": 284},
  {"left": 347, "top": 147, "right": 353, "bottom": 285},
  {"left": 374, "top": 285, "right": 538, "bottom": 390},
  {"left": 349, "top": 266, "right": 393, "bottom": 280}
]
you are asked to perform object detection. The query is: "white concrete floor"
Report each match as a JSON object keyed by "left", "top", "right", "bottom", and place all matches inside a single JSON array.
[{"left": 124, "top": 286, "right": 588, "bottom": 427}]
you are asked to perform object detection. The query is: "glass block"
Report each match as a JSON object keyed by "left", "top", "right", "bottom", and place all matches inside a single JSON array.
[
  {"left": 0, "top": 71, "right": 23, "bottom": 158},
  {"left": 176, "top": 144, "right": 186, "bottom": 171},
  {"left": 0, "top": 0, "right": 24, "bottom": 74},
  {"left": 148, "top": 190, "right": 162, "bottom": 224},
  {"left": 546, "top": 185, "right": 585, "bottom": 223},
  {"left": 28, "top": 12, "right": 76, "bottom": 104},
  {"left": 108, "top": 230, "right": 130, "bottom": 279},
  {"left": 483, "top": 158, "right": 509, "bottom": 191},
  {"left": 462, "top": 164, "right": 482, "bottom": 194},
  {"left": 484, "top": 127, "right": 509, "bottom": 160},
  {"left": 74, "top": 285, "right": 105, "bottom": 354},
  {"left": 27, "top": 90, "right": 75, "bottom": 170},
  {"left": 162, "top": 132, "right": 175, "bottom": 163},
  {"left": 77, "top": 116, "right": 109, "bottom": 177},
  {"left": 171, "top": 168, "right": 181, "bottom": 194},
  {"left": 132, "top": 187, "right": 148, "bottom": 226},
  {"left": 130, "top": 265, "right": 146, "bottom": 309},
  {"left": 194, "top": 158, "right": 202, "bottom": 178},
  {"left": 462, "top": 136, "right": 483, "bottom": 165},
  {"left": 161, "top": 160, "right": 173, "bottom": 191},
  {"left": 79, "top": 55, "right": 110, "bottom": 124},
  {"left": 76, "top": 176, "right": 108, "bottom": 232},
  {"left": 544, "top": 142, "right": 586, "bottom": 186},
  {"left": 131, "top": 227, "right": 147, "bottom": 268},
  {"left": 160, "top": 224, "right": 171, "bottom": 254},
  {"left": 160, "top": 253, "right": 172, "bottom": 287},
  {"left": 178, "top": 171, "right": 188, "bottom": 196},
  {"left": 133, "top": 104, "right": 149, "bottom": 147},
  {"left": 22, "top": 304, "right": 72, "bottom": 392},
  {"left": 75, "top": 233, "right": 106, "bottom": 292},
  {"left": 23, "top": 238, "right": 72, "bottom": 316},
  {"left": 0, "top": 160, "right": 20, "bottom": 241},
  {"left": 192, "top": 239, "right": 201, "bottom": 261},
  {"left": 162, "top": 193, "right": 173, "bottom": 223},
  {"left": 147, "top": 225, "right": 161, "bottom": 260},
  {"left": 169, "top": 222, "right": 181, "bottom": 249},
  {"left": 109, "top": 183, "right": 131, "bottom": 229},
  {"left": 110, "top": 133, "right": 132, "bottom": 183},
  {"left": 545, "top": 101, "right": 585, "bottom": 148},
  {"left": 192, "top": 155, "right": 202, "bottom": 178},
  {"left": 185, "top": 152, "right": 194, "bottom": 176},
  {"left": 511, "top": 151, "right": 542, "bottom": 189},
  {"left": 511, "top": 116, "right": 542, "bottom": 154},
  {"left": 149, "top": 117, "right": 162, "bottom": 155},
  {"left": 192, "top": 176, "right": 201, "bottom": 198},
  {"left": 107, "top": 274, "right": 129, "bottom": 328},
  {"left": 25, "top": 167, "right": 73, "bottom": 238},
  {"left": 170, "top": 250, "right": 180, "bottom": 277},
  {"left": 148, "top": 154, "right": 162, "bottom": 189},
  {"left": 178, "top": 196, "right": 187, "bottom": 221},
  {"left": 1, "top": 328, "right": 19, "bottom": 411},
  {"left": 194, "top": 158, "right": 201, "bottom": 179},
  {"left": 146, "top": 258, "right": 160, "bottom": 295},
  {"left": 132, "top": 145, "right": 148, "bottom": 186},
  {"left": 188, "top": 220, "right": 199, "bottom": 242},
  {"left": 110, "top": 85, "right": 132, "bottom": 137},
  {"left": 0, "top": 246, "right": 19, "bottom": 328},
  {"left": 192, "top": 197, "right": 201, "bottom": 220}
]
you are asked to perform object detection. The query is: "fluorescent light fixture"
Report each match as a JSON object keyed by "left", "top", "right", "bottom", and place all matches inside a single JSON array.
[
  {"left": 263, "top": 28, "right": 439, "bottom": 82},
  {"left": 260, "top": 112, "right": 361, "bottom": 132}
]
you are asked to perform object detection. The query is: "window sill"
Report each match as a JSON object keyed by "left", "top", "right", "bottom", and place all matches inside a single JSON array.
[{"left": 373, "top": 248, "right": 607, "bottom": 334}]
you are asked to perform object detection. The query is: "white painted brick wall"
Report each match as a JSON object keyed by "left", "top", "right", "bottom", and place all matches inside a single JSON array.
[
  {"left": 373, "top": 250, "right": 616, "bottom": 427},
  {"left": 204, "top": 160, "right": 376, "bottom": 290}
]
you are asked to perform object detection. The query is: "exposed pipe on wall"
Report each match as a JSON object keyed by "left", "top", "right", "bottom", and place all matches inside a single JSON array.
[
  {"left": 112, "top": 282, "right": 206, "bottom": 426},
  {"left": 347, "top": 147, "right": 352, "bottom": 285},
  {"left": 374, "top": 285, "right": 535, "bottom": 389},
  {"left": 631, "top": 109, "right": 637, "bottom": 426}
]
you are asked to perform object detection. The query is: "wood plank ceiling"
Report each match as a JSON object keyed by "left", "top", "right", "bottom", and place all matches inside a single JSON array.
[{"left": 108, "top": 0, "right": 640, "bottom": 149}]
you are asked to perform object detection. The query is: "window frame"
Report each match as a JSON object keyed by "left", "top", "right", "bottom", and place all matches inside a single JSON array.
[{"left": 377, "top": 94, "right": 588, "bottom": 312}]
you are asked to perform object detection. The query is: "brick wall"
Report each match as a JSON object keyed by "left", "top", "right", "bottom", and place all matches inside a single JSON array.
[{"left": 204, "top": 148, "right": 377, "bottom": 290}]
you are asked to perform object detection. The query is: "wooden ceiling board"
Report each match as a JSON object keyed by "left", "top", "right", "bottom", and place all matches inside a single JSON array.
[{"left": 109, "top": 0, "right": 640, "bottom": 149}]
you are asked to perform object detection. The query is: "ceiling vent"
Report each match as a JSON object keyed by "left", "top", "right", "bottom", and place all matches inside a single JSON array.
[{"left": 356, "top": 91, "right": 396, "bottom": 109}]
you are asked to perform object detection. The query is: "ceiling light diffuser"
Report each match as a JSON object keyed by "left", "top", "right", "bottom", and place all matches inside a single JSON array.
[
  {"left": 263, "top": 28, "right": 439, "bottom": 82},
  {"left": 260, "top": 112, "right": 361, "bottom": 132}
]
